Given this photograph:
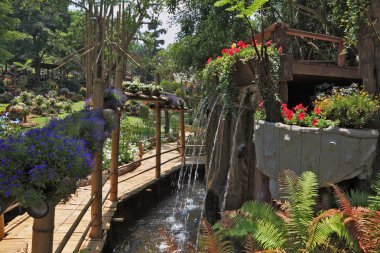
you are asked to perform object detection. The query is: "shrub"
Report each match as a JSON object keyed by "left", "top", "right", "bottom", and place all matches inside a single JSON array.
[
  {"left": 152, "top": 85, "right": 163, "bottom": 97},
  {"left": 139, "top": 104, "right": 150, "bottom": 121},
  {"left": 314, "top": 84, "right": 380, "bottom": 128}
]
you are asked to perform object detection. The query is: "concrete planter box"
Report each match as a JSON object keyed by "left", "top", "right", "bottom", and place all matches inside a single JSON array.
[{"left": 254, "top": 120, "right": 379, "bottom": 197}]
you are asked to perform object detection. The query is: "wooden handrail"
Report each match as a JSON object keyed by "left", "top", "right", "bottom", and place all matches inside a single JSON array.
[{"left": 285, "top": 28, "right": 343, "bottom": 43}]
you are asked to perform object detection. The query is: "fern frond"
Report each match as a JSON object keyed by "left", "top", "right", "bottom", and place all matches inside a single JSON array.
[
  {"left": 198, "top": 218, "right": 234, "bottom": 253},
  {"left": 243, "top": 0, "right": 269, "bottom": 16},
  {"left": 253, "top": 219, "right": 287, "bottom": 250},
  {"left": 331, "top": 184, "right": 353, "bottom": 216},
  {"left": 348, "top": 189, "right": 369, "bottom": 207},
  {"left": 159, "top": 228, "right": 180, "bottom": 253},
  {"left": 285, "top": 171, "right": 319, "bottom": 249},
  {"left": 368, "top": 173, "right": 380, "bottom": 210},
  {"left": 307, "top": 211, "right": 353, "bottom": 251}
]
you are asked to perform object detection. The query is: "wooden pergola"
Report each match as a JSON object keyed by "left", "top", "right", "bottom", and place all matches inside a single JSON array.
[{"left": 108, "top": 92, "right": 188, "bottom": 202}]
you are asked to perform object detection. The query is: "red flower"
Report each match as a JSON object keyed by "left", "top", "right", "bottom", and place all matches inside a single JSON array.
[
  {"left": 221, "top": 49, "right": 229, "bottom": 54},
  {"left": 281, "top": 103, "right": 288, "bottom": 108},
  {"left": 217, "top": 56, "right": 222, "bottom": 59},
  {"left": 207, "top": 58, "right": 212, "bottom": 64},
  {"left": 266, "top": 40, "right": 272, "bottom": 46},
  {"left": 297, "top": 112, "right": 306, "bottom": 121},
  {"left": 278, "top": 46, "right": 283, "bottom": 54},
  {"left": 237, "top": 40, "right": 248, "bottom": 48},
  {"left": 314, "top": 107, "right": 321, "bottom": 115},
  {"left": 294, "top": 103, "right": 307, "bottom": 112},
  {"left": 258, "top": 101, "right": 264, "bottom": 107},
  {"left": 312, "top": 118, "right": 318, "bottom": 126},
  {"left": 285, "top": 110, "right": 294, "bottom": 120}
]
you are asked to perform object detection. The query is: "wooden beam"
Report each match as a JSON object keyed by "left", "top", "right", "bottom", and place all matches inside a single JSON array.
[
  {"left": 291, "top": 62, "right": 360, "bottom": 79},
  {"left": 337, "top": 42, "right": 346, "bottom": 67},
  {"left": 155, "top": 103, "right": 161, "bottom": 178},
  {"left": 280, "top": 81, "right": 289, "bottom": 104},
  {"left": 179, "top": 111, "right": 186, "bottom": 164},
  {"left": 32, "top": 206, "right": 55, "bottom": 253}
]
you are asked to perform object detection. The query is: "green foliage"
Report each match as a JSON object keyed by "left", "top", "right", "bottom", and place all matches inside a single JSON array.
[
  {"left": 0, "top": 0, "right": 28, "bottom": 63},
  {"left": 214, "top": 0, "right": 269, "bottom": 18},
  {"left": 315, "top": 84, "right": 380, "bottom": 128},
  {"left": 198, "top": 219, "right": 234, "bottom": 253},
  {"left": 218, "top": 171, "right": 353, "bottom": 252},
  {"left": 160, "top": 80, "right": 181, "bottom": 93}
]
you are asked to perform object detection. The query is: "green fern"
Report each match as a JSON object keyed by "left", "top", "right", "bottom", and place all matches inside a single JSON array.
[
  {"left": 214, "top": 0, "right": 269, "bottom": 17},
  {"left": 368, "top": 173, "right": 380, "bottom": 210},
  {"left": 218, "top": 171, "right": 353, "bottom": 252}
]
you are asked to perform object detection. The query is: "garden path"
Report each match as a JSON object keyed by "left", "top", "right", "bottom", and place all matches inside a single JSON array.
[{"left": 0, "top": 142, "right": 185, "bottom": 253}]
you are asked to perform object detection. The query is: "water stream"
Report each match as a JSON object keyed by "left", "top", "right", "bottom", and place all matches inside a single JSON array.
[{"left": 112, "top": 180, "right": 206, "bottom": 253}]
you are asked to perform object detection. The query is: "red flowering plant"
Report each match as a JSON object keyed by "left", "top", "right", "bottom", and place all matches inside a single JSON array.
[
  {"left": 255, "top": 101, "right": 337, "bottom": 128},
  {"left": 283, "top": 103, "right": 339, "bottom": 128},
  {"left": 201, "top": 40, "right": 281, "bottom": 111}
]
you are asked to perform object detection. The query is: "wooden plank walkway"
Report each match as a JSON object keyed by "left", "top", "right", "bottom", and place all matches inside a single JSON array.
[{"left": 0, "top": 142, "right": 183, "bottom": 253}]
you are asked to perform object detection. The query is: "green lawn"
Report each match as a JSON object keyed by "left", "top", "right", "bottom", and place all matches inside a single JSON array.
[{"left": 30, "top": 101, "right": 85, "bottom": 128}]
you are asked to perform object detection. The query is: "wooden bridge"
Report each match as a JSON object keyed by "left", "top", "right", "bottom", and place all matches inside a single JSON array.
[{"left": 0, "top": 142, "right": 189, "bottom": 253}]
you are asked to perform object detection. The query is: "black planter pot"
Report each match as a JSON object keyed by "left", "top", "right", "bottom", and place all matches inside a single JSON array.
[{"left": 27, "top": 201, "right": 50, "bottom": 219}]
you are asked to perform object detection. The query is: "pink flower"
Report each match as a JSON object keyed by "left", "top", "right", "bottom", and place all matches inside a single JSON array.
[
  {"left": 237, "top": 40, "right": 248, "bottom": 48},
  {"left": 266, "top": 40, "right": 272, "bottom": 46},
  {"left": 258, "top": 101, "right": 264, "bottom": 107},
  {"left": 207, "top": 58, "right": 212, "bottom": 64},
  {"left": 278, "top": 46, "right": 283, "bottom": 54},
  {"left": 314, "top": 107, "right": 321, "bottom": 115}
]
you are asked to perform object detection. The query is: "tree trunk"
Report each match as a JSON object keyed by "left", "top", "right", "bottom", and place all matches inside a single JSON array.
[{"left": 34, "top": 57, "right": 41, "bottom": 86}]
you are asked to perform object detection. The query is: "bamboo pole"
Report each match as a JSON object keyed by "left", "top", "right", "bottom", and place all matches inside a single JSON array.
[
  {"left": 179, "top": 111, "right": 186, "bottom": 164},
  {"left": 31, "top": 205, "right": 55, "bottom": 253},
  {"left": 138, "top": 141, "right": 143, "bottom": 160},
  {"left": 110, "top": 112, "right": 121, "bottom": 202},
  {"left": 0, "top": 213, "right": 4, "bottom": 240},
  {"left": 90, "top": 79, "right": 104, "bottom": 239},
  {"left": 155, "top": 103, "right": 161, "bottom": 178}
]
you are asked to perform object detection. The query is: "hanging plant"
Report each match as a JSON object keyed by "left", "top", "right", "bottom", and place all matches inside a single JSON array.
[{"left": 201, "top": 41, "right": 281, "bottom": 113}]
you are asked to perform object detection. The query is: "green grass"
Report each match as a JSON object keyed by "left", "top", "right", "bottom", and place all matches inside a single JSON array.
[{"left": 30, "top": 101, "right": 85, "bottom": 128}]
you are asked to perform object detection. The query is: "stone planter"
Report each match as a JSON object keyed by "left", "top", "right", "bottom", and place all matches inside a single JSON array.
[{"left": 254, "top": 120, "right": 379, "bottom": 197}]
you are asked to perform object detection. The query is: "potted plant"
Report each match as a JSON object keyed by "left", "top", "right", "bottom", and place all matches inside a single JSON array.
[
  {"left": 140, "top": 84, "right": 153, "bottom": 96},
  {"left": 0, "top": 127, "right": 93, "bottom": 217},
  {"left": 103, "top": 87, "right": 128, "bottom": 111},
  {"left": 123, "top": 81, "right": 140, "bottom": 94},
  {"left": 254, "top": 85, "right": 380, "bottom": 197}
]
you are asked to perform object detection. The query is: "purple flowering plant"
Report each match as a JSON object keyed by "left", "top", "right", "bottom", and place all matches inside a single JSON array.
[
  {"left": 0, "top": 127, "right": 92, "bottom": 208},
  {"left": 103, "top": 87, "right": 128, "bottom": 111},
  {"left": 46, "top": 109, "right": 110, "bottom": 154}
]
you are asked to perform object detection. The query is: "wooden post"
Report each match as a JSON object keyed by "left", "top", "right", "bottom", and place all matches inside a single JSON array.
[
  {"left": 138, "top": 141, "right": 143, "bottom": 160},
  {"left": 155, "top": 103, "right": 161, "bottom": 178},
  {"left": 90, "top": 79, "right": 103, "bottom": 239},
  {"left": 110, "top": 112, "right": 121, "bottom": 202},
  {"left": 32, "top": 206, "right": 55, "bottom": 253},
  {"left": 337, "top": 42, "right": 346, "bottom": 67},
  {"left": 0, "top": 213, "right": 4, "bottom": 240},
  {"left": 179, "top": 111, "right": 186, "bottom": 164}
]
